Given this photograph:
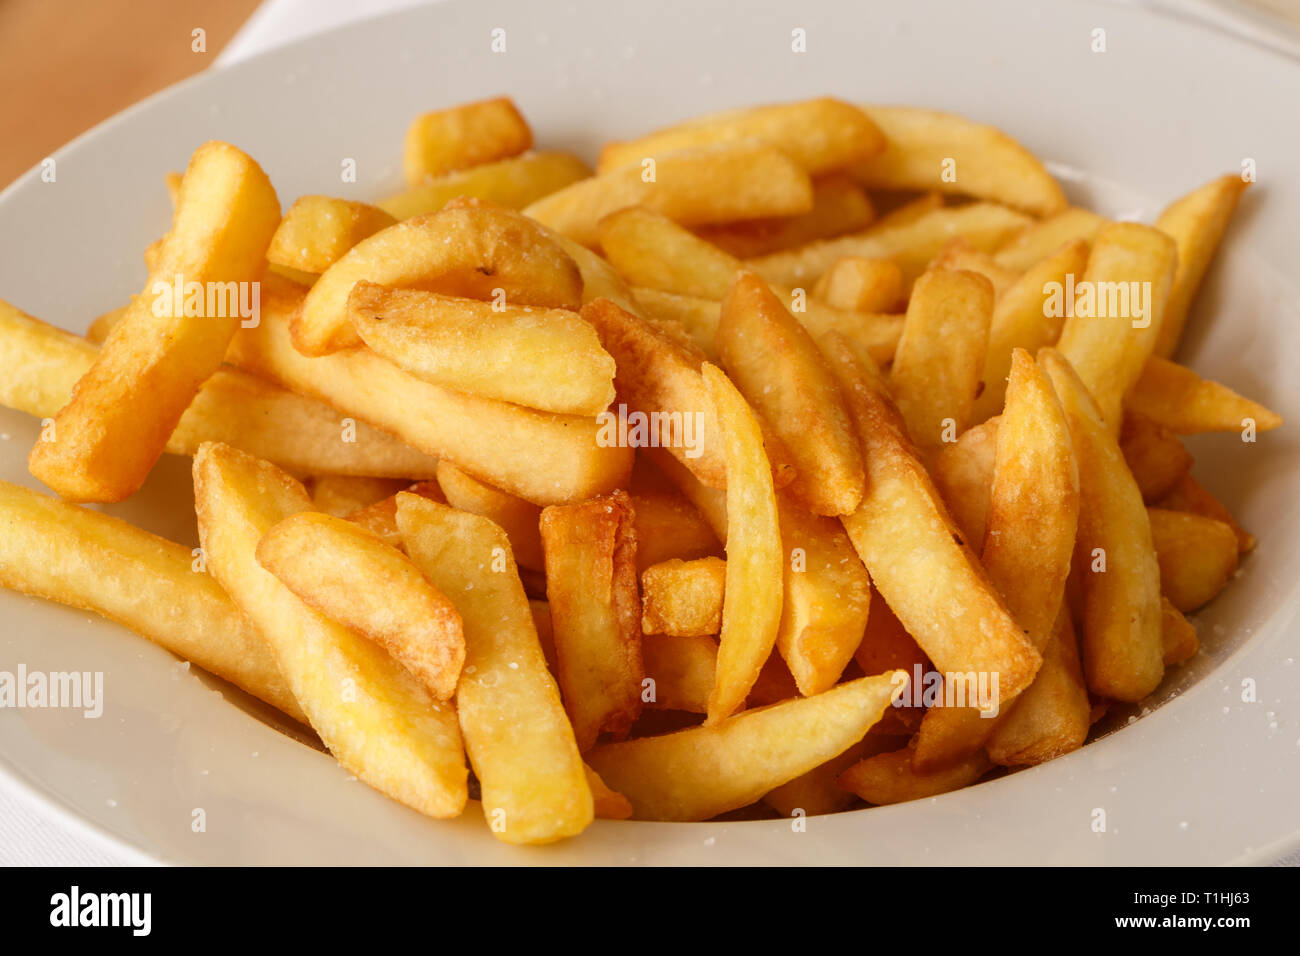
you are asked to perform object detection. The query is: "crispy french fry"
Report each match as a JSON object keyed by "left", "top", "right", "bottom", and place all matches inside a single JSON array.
[
  {"left": 889, "top": 269, "right": 994, "bottom": 457},
  {"left": 403, "top": 97, "right": 532, "bottom": 185},
  {"left": 703, "top": 363, "right": 784, "bottom": 723},
  {"left": 435, "top": 461, "right": 543, "bottom": 571},
  {"left": 640, "top": 557, "right": 725, "bottom": 637},
  {"left": 193, "top": 444, "right": 467, "bottom": 818},
  {"left": 30, "top": 142, "right": 281, "bottom": 501},
  {"left": 837, "top": 743, "right": 993, "bottom": 806},
  {"left": 1055, "top": 222, "right": 1177, "bottom": 432},
  {"left": 1041, "top": 348, "right": 1164, "bottom": 701},
  {"left": 642, "top": 634, "right": 717, "bottom": 713},
  {"left": 397, "top": 494, "right": 592, "bottom": 843},
  {"left": 0, "top": 479, "right": 303, "bottom": 722},
  {"left": 1155, "top": 473, "right": 1254, "bottom": 552},
  {"left": 696, "top": 174, "right": 875, "bottom": 258},
  {"left": 1154, "top": 174, "right": 1250, "bottom": 357},
  {"left": 993, "top": 207, "right": 1105, "bottom": 271},
  {"left": 629, "top": 489, "right": 722, "bottom": 570},
  {"left": 812, "top": 256, "right": 903, "bottom": 313},
  {"left": 587, "top": 672, "right": 902, "bottom": 821},
  {"left": 930, "top": 416, "right": 999, "bottom": 546},
  {"left": 584, "top": 764, "right": 634, "bottom": 820},
  {"left": 344, "top": 480, "right": 444, "bottom": 549},
  {"left": 1127, "top": 356, "right": 1282, "bottom": 434},
  {"left": 1119, "top": 413, "right": 1193, "bottom": 502},
  {"left": 379, "top": 151, "right": 592, "bottom": 220},
  {"left": 762, "top": 735, "right": 907, "bottom": 818},
  {"left": 348, "top": 282, "right": 615, "bottom": 415},
  {"left": 267, "top": 196, "right": 397, "bottom": 275},
  {"left": 295, "top": 203, "right": 582, "bottom": 355},
  {"left": 850, "top": 105, "right": 1067, "bottom": 216},
  {"left": 310, "top": 475, "right": 409, "bottom": 517},
  {"left": 539, "top": 491, "right": 644, "bottom": 751},
  {"left": 1160, "top": 597, "right": 1200, "bottom": 666},
  {"left": 1148, "top": 507, "right": 1239, "bottom": 612},
  {"left": 930, "top": 239, "right": 1019, "bottom": 298}
]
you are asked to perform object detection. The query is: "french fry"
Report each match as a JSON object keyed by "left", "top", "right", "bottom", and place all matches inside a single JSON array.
[
  {"left": 696, "top": 174, "right": 876, "bottom": 258},
  {"left": 378, "top": 151, "right": 592, "bottom": 220},
  {"left": 930, "top": 239, "right": 1020, "bottom": 298},
  {"left": 630, "top": 287, "right": 726, "bottom": 360},
  {"left": 29, "top": 142, "right": 281, "bottom": 501},
  {"left": 1127, "top": 356, "right": 1282, "bottom": 434},
  {"left": 703, "top": 363, "right": 784, "bottom": 724},
  {"left": 930, "top": 416, "right": 999, "bottom": 546},
  {"left": 717, "top": 273, "right": 864, "bottom": 515},
  {"left": 889, "top": 269, "right": 994, "bottom": 457},
  {"left": 193, "top": 443, "right": 468, "bottom": 819},
  {"left": 643, "top": 446, "right": 728, "bottom": 541},
  {"left": 584, "top": 764, "right": 634, "bottom": 820},
  {"left": 587, "top": 672, "right": 903, "bottom": 821},
  {"left": 598, "top": 98, "right": 885, "bottom": 175},
  {"left": 993, "top": 207, "right": 1105, "bottom": 271},
  {"left": 403, "top": 96, "right": 532, "bottom": 185},
  {"left": 1156, "top": 473, "right": 1255, "bottom": 552},
  {"left": 539, "top": 491, "right": 644, "bottom": 751},
  {"left": 397, "top": 494, "right": 592, "bottom": 843},
  {"left": 348, "top": 282, "right": 615, "bottom": 415},
  {"left": 854, "top": 598, "right": 929, "bottom": 683},
  {"left": 850, "top": 105, "right": 1067, "bottom": 216},
  {"left": 837, "top": 742, "right": 993, "bottom": 806},
  {"left": 0, "top": 480, "right": 303, "bottom": 723},
  {"left": 525, "top": 143, "right": 813, "bottom": 247},
  {"left": 1160, "top": 597, "right": 1200, "bottom": 666},
  {"left": 0, "top": 296, "right": 441, "bottom": 478},
  {"left": 1154, "top": 174, "right": 1250, "bottom": 357},
  {"left": 762, "top": 735, "right": 907, "bottom": 818},
  {"left": 309, "top": 475, "right": 409, "bottom": 517},
  {"left": 435, "top": 461, "right": 544, "bottom": 572},
  {"left": 640, "top": 557, "right": 725, "bottom": 637},
  {"left": 267, "top": 196, "right": 397, "bottom": 275},
  {"left": 629, "top": 489, "right": 722, "bottom": 570},
  {"left": 812, "top": 256, "right": 903, "bottom": 313},
  {"left": 294, "top": 203, "right": 583, "bottom": 355},
  {"left": 1055, "top": 222, "right": 1177, "bottom": 432},
  {"left": 641, "top": 634, "right": 718, "bottom": 713},
  {"left": 1119, "top": 413, "right": 1194, "bottom": 502},
  {"left": 1147, "top": 507, "right": 1239, "bottom": 612},
  {"left": 344, "top": 480, "right": 444, "bottom": 549},
  {"left": 227, "top": 282, "right": 633, "bottom": 506},
  {"left": 1041, "top": 348, "right": 1164, "bottom": 701}
]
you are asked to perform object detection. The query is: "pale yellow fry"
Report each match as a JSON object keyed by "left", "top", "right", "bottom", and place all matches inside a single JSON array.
[
  {"left": 993, "top": 207, "right": 1105, "bottom": 271},
  {"left": 931, "top": 416, "right": 999, "bottom": 546},
  {"left": 435, "top": 461, "right": 543, "bottom": 572},
  {"left": 812, "top": 256, "right": 903, "bottom": 313},
  {"left": 403, "top": 96, "right": 532, "bottom": 185},
  {"left": 1127, "top": 356, "right": 1282, "bottom": 434},
  {"left": 267, "top": 196, "right": 396, "bottom": 274},
  {"left": 378, "top": 151, "right": 592, "bottom": 220}
]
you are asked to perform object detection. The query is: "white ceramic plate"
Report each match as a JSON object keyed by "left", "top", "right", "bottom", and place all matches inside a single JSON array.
[{"left": 2, "top": 0, "right": 1298, "bottom": 865}]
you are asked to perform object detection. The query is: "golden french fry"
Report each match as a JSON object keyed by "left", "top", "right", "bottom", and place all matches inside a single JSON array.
[
  {"left": 379, "top": 151, "right": 592, "bottom": 220},
  {"left": 598, "top": 98, "right": 885, "bottom": 175},
  {"left": 837, "top": 742, "right": 993, "bottom": 806},
  {"left": 644, "top": 446, "right": 728, "bottom": 541},
  {"left": 696, "top": 174, "right": 875, "bottom": 258},
  {"left": 1155, "top": 473, "right": 1254, "bottom": 552},
  {"left": 1147, "top": 507, "right": 1239, "bottom": 612},
  {"left": 630, "top": 287, "right": 725, "bottom": 360},
  {"left": 1119, "top": 413, "right": 1193, "bottom": 502},
  {"left": 762, "top": 734, "right": 907, "bottom": 818},
  {"left": 267, "top": 196, "right": 397, "bottom": 275},
  {"left": 812, "top": 256, "right": 903, "bottom": 313},
  {"left": 0, "top": 479, "right": 303, "bottom": 722},
  {"left": 889, "top": 269, "right": 994, "bottom": 457},
  {"left": 1127, "top": 356, "right": 1282, "bottom": 434},
  {"left": 854, "top": 598, "right": 929, "bottom": 682},
  {"left": 256, "top": 511, "right": 466, "bottom": 700},
  {"left": 702, "top": 363, "right": 784, "bottom": 723},
  {"left": 193, "top": 443, "right": 467, "bottom": 818},
  {"left": 294, "top": 203, "right": 582, "bottom": 355},
  {"left": 1041, "top": 348, "right": 1164, "bottom": 701},
  {"left": 344, "top": 480, "right": 444, "bottom": 549},
  {"left": 930, "top": 416, "right": 999, "bottom": 546},
  {"left": 30, "top": 142, "right": 281, "bottom": 501},
  {"left": 227, "top": 283, "right": 632, "bottom": 506},
  {"left": 1160, "top": 597, "right": 1200, "bottom": 666},
  {"left": 929, "top": 239, "right": 1019, "bottom": 297},
  {"left": 348, "top": 282, "right": 615, "bottom": 415},
  {"left": 993, "top": 207, "right": 1105, "bottom": 271},
  {"left": 1055, "top": 222, "right": 1177, "bottom": 432},
  {"left": 640, "top": 557, "right": 725, "bottom": 637},
  {"left": 435, "top": 461, "right": 543, "bottom": 571},
  {"left": 309, "top": 475, "right": 409, "bottom": 517},
  {"left": 526, "top": 143, "right": 813, "bottom": 247},
  {"left": 1154, "top": 174, "right": 1250, "bottom": 357},
  {"left": 397, "top": 494, "right": 592, "bottom": 844},
  {"left": 717, "top": 273, "right": 864, "bottom": 515},
  {"left": 584, "top": 764, "right": 634, "bottom": 820},
  {"left": 403, "top": 96, "right": 532, "bottom": 185},
  {"left": 587, "top": 672, "right": 903, "bottom": 821},
  {"left": 628, "top": 489, "right": 722, "bottom": 570},
  {"left": 850, "top": 105, "right": 1067, "bottom": 216},
  {"left": 539, "top": 491, "right": 644, "bottom": 751},
  {"left": 641, "top": 634, "right": 718, "bottom": 713}
]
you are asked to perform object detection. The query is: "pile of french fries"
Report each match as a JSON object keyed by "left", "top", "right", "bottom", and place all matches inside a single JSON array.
[{"left": 0, "top": 96, "right": 1281, "bottom": 844}]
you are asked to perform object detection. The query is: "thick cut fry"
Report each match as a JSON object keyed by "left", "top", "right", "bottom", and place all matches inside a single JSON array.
[
  {"left": 193, "top": 444, "right": 467, "bottom": 818},
  {"left": 1041, "top": 349, "right": 1164, "bottom": 701},
  {"left": 403, "top": 97, "right": 533, "bottom": 185},
  {"left": 587, "top": 672, "right": 902, "bottom": 821},
  {"left": 850, "top": 106, "right": 1067, "bottom": 215},
  {"left": 993, "top": 207, "right": 1105, "bottom": 270},
  {"left": 310, "top": 475, "right": 408, "bottom": 517},
  {"left": 889, "top": 269, "right": 994, "bottom": 456},
  {"left": 598, "top": 98, "right": 885, "bottom": 175},
  {"left": 1160, "top": 597, "right": 1200, "bottom": 666},
  {"left": 1154, "top": 174, "right": 1250, "bottom": 357},
  {"left": 1156, "top": 473, "right": 1254, "bottom": 552},
  {"left": 0, "top": 480, "right": 303, "bottom": 722},
  {"left": 717, "top": 273, "right": 864, "bottom": 514},
  {"left": 295, "top": 204, "right": 582, "bottom": 354},
  {"left": 1127, "top": 356, "right": 1282, "bottom": 434},
  {"left": 629, "top": 489, "right": 722, "bottom": 570},
  {"left": 931, "top": 416, "right": 999, "bottom": 546},
  {"left": 526, "top": 143, "right": 813, "bottom": 247},
  {"left": 812, "top": 256, "right": 903, "bottom": 313},
  {"left": 584, "top": 764, "right": 634, "bottom": 820},
  {"left": 1147, "top": 508, "right": 1239, "bottom": 612},
  {"left": 703, "top": 364, "right": 783, "bottom": 723},
  {"left": 696, "top": 174, "right": 875, "bottom": 258},
  {"left": 256, "top": 511, "right": 466, "bottom": 700},
  {"left": 435, "top": 461, "right": 543, "bottom": 571},
  {"left": 930, "top": 239, "right": 1020, "bottom": 298},
  {"left": 379, "top": 151, "right": 591, "bottom": 220},
  {"left": 973, "top": 239, "right": 1091, "bottom": 422},
  {"left": 397, "top": 495, "right": 592, "bottom": 844},
  {"left": 837, "top": 744, "right": 993, "bottom": 806},
  {"left": 539, "top": 491, "right": 644, "bottom": 751},
  {"left": 1119, "top": 413, "right": 1193, "bottom": 502},
  {"left": 641, "top": 634, "right": 718, "bottom": 713},
  {"left": 0, "top": 296, "right": 441, "bottom": 478},
  {"left": 825, "top": 336, "right": 1042, "bottom": 700},
  {"left": 1055, "top": 222, "right": 1177, "bottom": 432},
  {"left": 227, "top": 286, "right": 632, "bottom": 506},
  {"left": 348, "top": 282, "right": 615, "bottom": 415},
  {"left": 345, "top": 480, "right": 444, "bottom": 549},
  {"left": 640, "top": 557, "right": 725, "bottom": 637},
  {"left": 267, "top": 196, "right": 397, "bottom": 275},
  {"left": 30, "top": 142, "right": 281, "bottom": 501}
]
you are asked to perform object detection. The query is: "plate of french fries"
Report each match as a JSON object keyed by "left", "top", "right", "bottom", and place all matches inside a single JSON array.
[{"left": 1, "top": 0, "right": 1298, "bottom": 865}]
